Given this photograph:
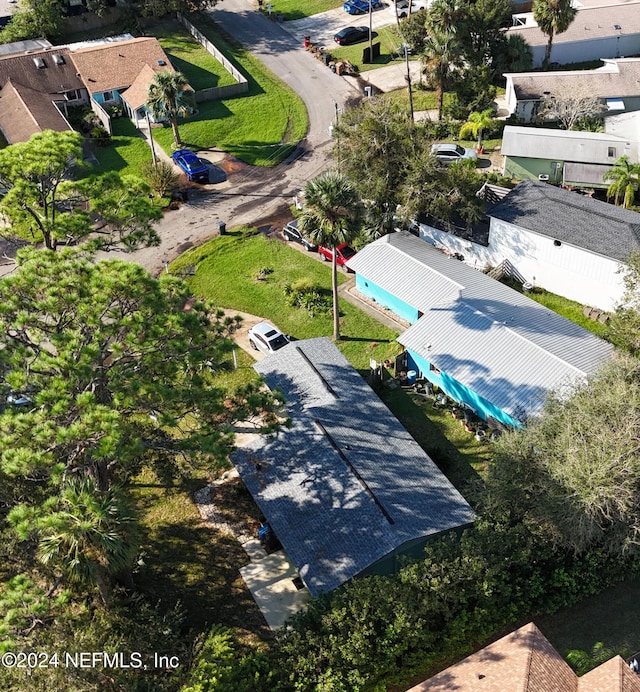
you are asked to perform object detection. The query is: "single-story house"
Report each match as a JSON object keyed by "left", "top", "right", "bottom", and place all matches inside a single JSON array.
[
  {"left": 416, "top": 179, "right": 640, "bottom": 312},
  {"left": 506, "top": 2, "right": 640, "bottom": 69},
  {"left": 501, "top": 125, "right": 639, "bottom": 187},
  {"left": 0, "top": 35, "right": 182, "bottom": 144},
  {"left": 346, "top": 232, "right": 613, "bottom": 428},
  {"left": 68, "top": 36, "right": 180, "bottom": 129},
  {"left": 408, "top": 622, "right": 640, "bottom": 691},
  {"left": 504, "top": 57, "right": 640, "bottom": 122},
  {"left": 232, "top": 337, "right": 475, "bottom": 597}
]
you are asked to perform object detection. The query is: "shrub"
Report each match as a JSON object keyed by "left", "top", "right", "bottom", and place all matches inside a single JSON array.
[
  {"left": 284, "top": 279, "right": 331, "bottom": 316},
  {"left": 144, "top": 160, "right": 180, "bottom": 197},
  {"left": 90, "top": 126, "right": 111, "bottom": 147}
]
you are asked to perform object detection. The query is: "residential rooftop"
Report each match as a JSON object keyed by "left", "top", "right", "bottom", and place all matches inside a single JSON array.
[
  {"left": 489, "top": 179, "right": 640, "bottom": 261},
  {"left": 232, "top": 337, "right": 475, "bottom": 597}
]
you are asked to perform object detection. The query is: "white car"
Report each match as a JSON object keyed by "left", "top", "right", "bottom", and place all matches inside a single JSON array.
[
  {"left": 387, "top": 0, "right": 429, "bottom": 18},
  {"left": 248, "top": 322, "right": 290, "bottom": 355},
  {"left": 431, "top": 143, "right": 478, "bottom": 164}
]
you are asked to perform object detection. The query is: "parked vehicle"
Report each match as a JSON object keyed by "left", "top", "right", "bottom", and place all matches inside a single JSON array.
[
  {"left": 318, "top": 243, "right": 357, "bottom": 268},
  {"left": 334, "top": 26, "right": 371, "bottom": 45},
  {"left": 343, "top": 0, "right": 382, "bottom": 14},
  {"left": 430, "top": 143, "right": 478, "bottom": 164},
  {"left": 248, "top": 322, "right": 290, "bottom": 355},
  {"left": 171, "top": 149, "right": 209, "bottom": 183},
  {"left": 387, "top": 0, "right": 428, "bottom": 18},
  {"left": 282, "top": 220, "right": 318, "bottom": 251}
]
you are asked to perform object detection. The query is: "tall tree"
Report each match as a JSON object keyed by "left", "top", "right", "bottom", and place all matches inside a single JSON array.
[
  {"left": 0, "top": 130, "right": 160, "bottom": 252},
  {"left": 603, "top": 155, "right": 640, "bottom": 209},
  {"left": 459, "top": 108, "right": 494, "bottom": 150},
  {"left": 422, "top": 29, "right": 462, "bottom": 120},
  {"left": 298, "top": 172, "right": 362, "bottom": 341},
  {"left": 146, "top": 71, "right": 195, "bottom": 148},
  {"left": 532, "top": 0, "right": 577, "bottom": 69},
  {"left": 0, "top": 247, "right": 278, "bottom": 493},
  {"left": 486, "top": 354, "right": 640, "bottom": 556}
]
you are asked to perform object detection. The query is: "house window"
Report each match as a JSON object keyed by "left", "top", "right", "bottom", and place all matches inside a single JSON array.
[
  {"left": 608, "top": 147, "right": 616, "bottom": 158},
  {"left": 102, "top": 91, "right": 115, "bottom": 102},
  {"left": 64, "top": 89, "right": 81, "bottom": 101},
  {"left": 429, "top": 363, "right": 440, "bottom": 375}
]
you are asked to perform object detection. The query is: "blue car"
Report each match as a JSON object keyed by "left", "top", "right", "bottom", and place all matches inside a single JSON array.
[
  {"left": 171, "top": 149, "right": 209, "bottom": 183},
  {"left": 343, "top": 0, "right": 381, "bottom": 14}
]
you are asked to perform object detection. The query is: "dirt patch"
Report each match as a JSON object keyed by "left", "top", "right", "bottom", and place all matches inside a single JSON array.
[
  {"left": 220, "top": 155, "right": 250, "bottom": 175},
  {"left": 206, "top": 474, "right": 264, "bottom": 541},
  {"left": 251, "top": 204, "right": 295, "bottom": 237}
]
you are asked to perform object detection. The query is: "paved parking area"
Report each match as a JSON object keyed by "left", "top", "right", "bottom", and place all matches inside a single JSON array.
[{"left": 283, "top": 4, "right": 399, "bottom": 49}]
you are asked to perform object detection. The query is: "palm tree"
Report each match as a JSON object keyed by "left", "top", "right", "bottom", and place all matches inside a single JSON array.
[
  {"left": 422, "top": 30, "right": 461, "bottom": 120},
  {"left": 459, "top": 108, "right": 494, "bottom": 151},
  {"left": 37, "top": 480, "right": 138, "bottom": 605},
  {"left": 532, "top": 0, "right": 577, "bottom": 69},
  {"left": 603, "top": 156, "right": 640, "bottom": 209},
  {"left": 298, "top": 171, "right": 362, "bottom": 341},
  {"left": 146, "top": 70, "right": 194, "bottom": 148}
]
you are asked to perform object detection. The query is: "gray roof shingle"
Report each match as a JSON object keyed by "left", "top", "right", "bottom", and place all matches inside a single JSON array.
[
  {"left": 232, "top": 337, "right": 475, "bottom": 597},
  {"left": 488, "top": 179, "right": 640, "bottom": 261}
]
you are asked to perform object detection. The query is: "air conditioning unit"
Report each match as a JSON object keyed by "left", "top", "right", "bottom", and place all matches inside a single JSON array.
[{"left": 538, "top": 174, "right": 550, "bottom": 182}]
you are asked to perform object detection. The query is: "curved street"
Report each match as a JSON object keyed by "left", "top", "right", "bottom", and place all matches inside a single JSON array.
[{"left": 100, "top": 0, "right": 364, "bottom": 275}]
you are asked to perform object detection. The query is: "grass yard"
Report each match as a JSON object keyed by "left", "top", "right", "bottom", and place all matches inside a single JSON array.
[
  {"left": 382, "top": 87, "right": 456, "bottom": 113},
  {"left": 151, "top": 17, "right": 308, "bottom": 166},
  {"left": 330, "top": 25, "right": 406, "bottom": 71},
  {"left": 171, "top": 229, "right": 487, "bottom": 491},
  {"left": 88, "top": 118, "right": 155, "bottom": 177},
  {"left": 152, "top": 19, "right": 237, "bottom": 91},
  {"left": 260, "top": 0, "right": 342, "bottom": 21}
]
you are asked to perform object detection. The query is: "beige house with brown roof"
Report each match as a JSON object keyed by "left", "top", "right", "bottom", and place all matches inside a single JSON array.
[
  {"left": 409, "top": 622, "right": 640, "bottom": 691},
  {"left": 0, "top": 35, "right": 178, "bottom": 144}
]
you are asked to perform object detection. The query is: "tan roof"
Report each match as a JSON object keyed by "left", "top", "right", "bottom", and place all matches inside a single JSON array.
[
  {"left": 579, "top": 656, "right": 640, "bottom": 692},
  {"left": 120, "top": 63, "right": 163, "bottom": 111},
  {"left": 508, "top": 2, "right": 640, "bottom": 47},
  {"left": 0, "top": 79, "right": 71, "bottom": 143},
  {"left": 70, "top": 37, "right": 174, "bottom": 95},
  {"left": 410, "top": 623, "right": 640, "bottom": 691},
  {"left": 506, "top": 58, "right": 640, "bottom": 101}
]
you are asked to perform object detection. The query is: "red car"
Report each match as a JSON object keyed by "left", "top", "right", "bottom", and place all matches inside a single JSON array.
[{"left": 318, "top": 243, "right": 357, "bottom": 268}]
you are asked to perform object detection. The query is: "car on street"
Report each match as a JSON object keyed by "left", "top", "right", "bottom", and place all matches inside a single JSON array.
[
  {"left": 334, "top": 26, "right": 371, "bottom": 45},
  {"left": 318, "top": 243, "right": 357, "bottom": 268},
  {"left": 343, "top": 0, "right": 382, "bottom": 14},
  {"left": 248, "top": 322, "right": 290, "bottom": 355},
  {"left": 282, "top": 220, "right": 318, "bottom": 251},
  {"left": 171, "top": 149, "right": 210, "bottom": 183},
  {"left": 387, "top": 0, "right": 429, "bottom": 18},
  {"left": 430, "top": 143, "right": 478, "bottom": 165}
]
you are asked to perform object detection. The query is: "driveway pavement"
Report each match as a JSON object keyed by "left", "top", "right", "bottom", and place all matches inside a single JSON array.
[{"left": 283, "top": 4, "right": 399, "bottom": 48}]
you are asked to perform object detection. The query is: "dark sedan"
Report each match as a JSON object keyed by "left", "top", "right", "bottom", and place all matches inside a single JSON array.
[
  {"left": 334, "top": 26, "right": 370, "bottom": 45},
  {"left": 282, "top": 220, "right": 318, "bottom": 251}
]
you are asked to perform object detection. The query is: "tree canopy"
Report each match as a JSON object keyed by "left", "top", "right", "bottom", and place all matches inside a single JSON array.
[
  {"left": 0, "top": 130, "right": 161, "bottom": 252},
  {"left": 146, "top": 71, "right": 195, "bottom": 148},
  {"left": 532, "top": 0, "right": 577, "bottom": 68}
]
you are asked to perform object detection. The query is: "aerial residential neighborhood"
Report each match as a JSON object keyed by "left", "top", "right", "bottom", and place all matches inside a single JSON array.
[{"left": 1, "top": 0, "right": 640, "bottom": 690}]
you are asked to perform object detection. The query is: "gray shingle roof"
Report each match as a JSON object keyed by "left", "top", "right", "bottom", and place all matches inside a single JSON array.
[
  {"left": 346, "top": 233, "right": 613, "bottom": 419},
  {"left": 488, "top": 179, "right": 640, "bottom": 261},
  {"left": 232, "top": 337, "right": 474, "bottom": 597},
  {"left": 506, "top": 58, "right": 640, "bottom": 101}
]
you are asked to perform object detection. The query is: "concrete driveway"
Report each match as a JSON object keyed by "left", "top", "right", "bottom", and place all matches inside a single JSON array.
[{"left": 284, "top": 4, "right": 399, "bottom": 48}]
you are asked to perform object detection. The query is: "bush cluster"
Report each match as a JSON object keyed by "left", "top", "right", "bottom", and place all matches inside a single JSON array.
[{"left": 284, "top": 278, "right": 331, "bottom": 316}]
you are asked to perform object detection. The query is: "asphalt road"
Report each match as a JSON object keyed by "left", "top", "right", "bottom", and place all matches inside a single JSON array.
[{"left": 92, "top": 0, "right": 363, "bottom": 275}]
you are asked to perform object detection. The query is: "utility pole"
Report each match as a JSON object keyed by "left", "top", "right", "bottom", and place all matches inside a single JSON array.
[
  {"left": 405, "top": 45, "right": 415, "bottom": 124},
  {"left": 145, "top": 110, "right": 158, "bottom": 167},
  {"left": 368, "top": 1, "right": 373, "bottom": 59}
]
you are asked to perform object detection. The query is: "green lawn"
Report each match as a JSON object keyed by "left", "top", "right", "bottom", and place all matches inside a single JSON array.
[
  {"left": 260, "top": 0, "right": 342, "bottom": 20},
  {"left": 153, "top": 19, "right": 237, "bottom": 91},
  {"left": 171, "top": 230, "right": 489, "bottom": 491},
  {"left": 330, "top": 25, "right": 406, "bottom": 71},
  {"left": 382, "top": 87, "right": 456, "bottom": 113},
  {"left": 151, "top": 17, "right": 308, "bottom": 166},
  {"left": 88, "top": 118, "right": 154, "bottom": 177}
]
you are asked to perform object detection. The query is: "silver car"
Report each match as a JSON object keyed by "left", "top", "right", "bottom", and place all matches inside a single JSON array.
[
  {"left": 431, "top": 143, "right": 478, "bottom": 164},
  {"left": 248, "top": 322, "right": 290, "bottom": 355}
]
